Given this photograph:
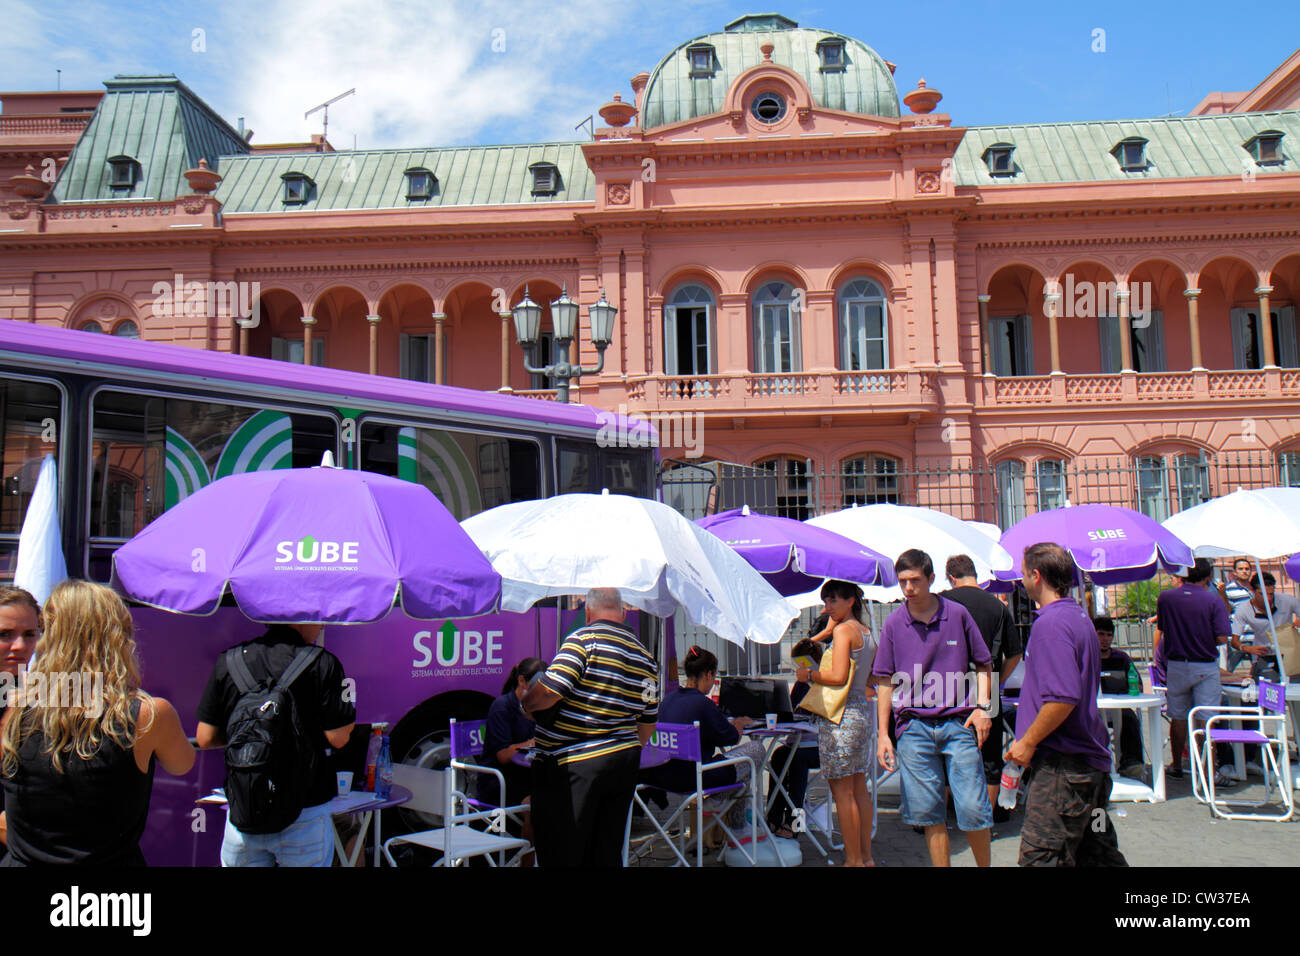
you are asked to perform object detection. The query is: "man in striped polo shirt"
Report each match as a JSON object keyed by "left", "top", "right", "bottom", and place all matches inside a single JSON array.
[{"left": 522, "top": 588, "right": 659, "bottom": 867}]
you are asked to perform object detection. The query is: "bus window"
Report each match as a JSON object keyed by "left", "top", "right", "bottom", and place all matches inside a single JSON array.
[
  {"left": 359, "top": 422, "right": 541, "bottom": 520},
  {"left": 0, "top": 379, "right": 62, "bottom": 582},
  {"left": 558, "top": 443, "right": 598, "bottom": 495},
  {"left": 87, "top": 391, "right": 336, "bottom": 580},
  {"left": 558, "top": 442, "right": 652, "bottom": 499},
  {"left": 604, "top": 450, "right": 651, "bottom": 498}
]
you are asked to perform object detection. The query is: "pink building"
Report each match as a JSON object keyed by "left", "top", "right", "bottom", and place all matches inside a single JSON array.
[{"left": 3, "top": 15, "right": 1300, "bottom": 526}]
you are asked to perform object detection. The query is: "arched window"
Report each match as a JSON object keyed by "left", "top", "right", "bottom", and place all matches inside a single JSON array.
[
  {"left": 755, "top": 455, "right": 810, "bottom": 520},
  {"left": 842, "top": 454, "right": 899, "bottom": 507},
  {"left": 1135, "top": 451, "right": 1210, "bottom": 521},
  {"left": 752, "top": 281, "right": 801, "bottom": 374},
  {"left": 79, "top": 320, "right": 104, "bottom": 333},
  {"left": 1034, "top": 458, "right": 1066, "bottom": 511},
  {"left": 1135, "top": 455, "right": 1168, "bottom": 521},
  {"left": 1279, "top": 451, "right": 1300, "bottom": 488},
  {"left": 664, "top": 284, "right": 714, "bottom": 377},
  {"left": 112, "top": 320, "right": 139, "bottom": 339},
  {"left": 995, "top": 459, "right": 1026, "bottom": 529},
  {"left": 838, "top": 278, "right": 888, "bottom": 371}
]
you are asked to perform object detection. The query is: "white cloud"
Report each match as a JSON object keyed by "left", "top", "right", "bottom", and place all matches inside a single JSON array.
[{"left": 214, "top": 0, "right": 642, "bottom": 148}]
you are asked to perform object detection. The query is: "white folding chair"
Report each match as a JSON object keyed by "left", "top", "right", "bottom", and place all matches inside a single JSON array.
[
  {"left": 624, "top": 722, "right": 772, "bottom": 867},
  {"left": 382, "top": 719, "right": 531, "bottom": 866},
  {"left": 1189, "top": 680, "right": 1293, "bottom": 822}
]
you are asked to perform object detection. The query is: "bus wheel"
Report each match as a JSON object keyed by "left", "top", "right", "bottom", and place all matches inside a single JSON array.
[{"left": 390, "top": 691, "right": 491, "bottom": 830}]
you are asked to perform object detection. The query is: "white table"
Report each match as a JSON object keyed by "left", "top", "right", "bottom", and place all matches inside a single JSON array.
[
  {"left": 1097, "top": 693, "right": 1166, "bottom": 803},
  {"left": 742, "top": 722, "right": 824, "bottom": 852},
  {"left": 1221, "top": 681, "right": 1300, "bottom": 789}
]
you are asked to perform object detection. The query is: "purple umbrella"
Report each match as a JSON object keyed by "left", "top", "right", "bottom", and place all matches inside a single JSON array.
[
  {"left": 696, "top": 506, "right": 896, "bottom": 596},
  {"left": 1286, "top": 554, "right": 1300, "bottom": 582},
  {"left": 114, "top": 466, "right": 501, "bottom": 624},
  {"left": 999, "top": 504, "right": 1194, "bottom": 586}
]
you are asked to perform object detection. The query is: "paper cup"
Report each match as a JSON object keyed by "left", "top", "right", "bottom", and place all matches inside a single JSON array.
[
  {"left": 765, "top": 713, "right": 778, "bottom": 730},
  {"left": 336, "top": 771, "right": 354, "bottom": 796}
]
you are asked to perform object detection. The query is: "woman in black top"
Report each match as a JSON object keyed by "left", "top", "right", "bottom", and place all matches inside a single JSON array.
[
  {"left": 0, "top": 587, "right": 40, "bottom": 860},
  {"left": 478, "top": 657, "right": 544, "bottom": 806},
  {"left": 0, "top": 580, "right": 195, "bottom": 866}
]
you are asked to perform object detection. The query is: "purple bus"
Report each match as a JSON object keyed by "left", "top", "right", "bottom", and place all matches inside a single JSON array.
[{"left": 0, "top": 321, "right": 659, "bottom": 865}]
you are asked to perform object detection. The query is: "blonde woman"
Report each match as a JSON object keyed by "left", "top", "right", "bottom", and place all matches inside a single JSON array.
[{"left": 0, "top": 580, "right": 194, "bottom": 866}]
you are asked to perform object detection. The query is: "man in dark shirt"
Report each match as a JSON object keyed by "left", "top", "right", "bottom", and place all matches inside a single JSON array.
[
  {"left": 1007, "top": 543, "right": 1126, "bottom": 867},
  {"left": 1155, "top": 559, "right": 1231, "bottom": 778},
  {"left": 1094, "top": 616, "right": 1144, "bottom": 777},
  {"left": 943, "top": 554, "right": 1023, "bottom": 817},
  {"left": 196, "top": 623, "right": 355, "bottom": 867}
]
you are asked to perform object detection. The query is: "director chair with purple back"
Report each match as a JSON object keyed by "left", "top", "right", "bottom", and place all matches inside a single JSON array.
[
  {"left": 623, "top": 721, "right": 772, "bottom": 867},
  {"left": 1189, "top": 680, "right": 1293, "bottom": 821}
]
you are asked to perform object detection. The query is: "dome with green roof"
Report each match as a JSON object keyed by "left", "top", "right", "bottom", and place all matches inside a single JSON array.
[{"left": 640, "top": 13, "right": 900, "bottom": 130}]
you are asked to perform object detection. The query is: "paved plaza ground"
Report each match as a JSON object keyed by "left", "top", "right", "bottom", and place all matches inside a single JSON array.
[{"left": 626, "top": 757, "right": 1297, "bottom": 868}]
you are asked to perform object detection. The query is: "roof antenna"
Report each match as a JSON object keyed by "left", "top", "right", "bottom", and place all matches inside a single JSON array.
[
  {"left": 304, "top": 88, "right": 356, "bottom": 148},
  {"left": 56, "top": 69, "right": 61, "bottom": 91},
  {"left": 575, "top": 115, "right": 594, "bottom": 140}
]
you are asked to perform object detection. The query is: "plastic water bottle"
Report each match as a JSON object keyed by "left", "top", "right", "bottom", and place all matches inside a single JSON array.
[
  {"left": 1127, "top": 666, "right": 1141, "bottom": 696},
  {"left": 376, "top": 733, "right": 393, "bottom": 799},
  {"left": 364, "top": 723, "right": 385, "bottom": 792},
  {"left": 997, "top": 760, "right": 1024, "bottom": 809}
]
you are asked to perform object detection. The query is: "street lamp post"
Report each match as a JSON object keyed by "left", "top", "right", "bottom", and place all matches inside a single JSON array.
[{"left": 512, "top": 284, "right": 616, "bottom": 403}]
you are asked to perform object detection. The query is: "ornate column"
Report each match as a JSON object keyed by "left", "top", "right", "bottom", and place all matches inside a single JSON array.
[
  {"left": 365, "top": 314, "right": 381, "bottom": 375},
  {"left": 1184, "top": 289, "right": 1203, "bottom": 369},
  {"left": 1256, "top": 286, "right": 1276, "bottom": 367},
  {"left": 1116, "top": 288, "right": 1133, "bottom": 372},
  {"left": 1044, "top": 288, "right": 1062, "bottom": 374},
  {"left": 301, "top": 316, "right": 316, "bottom": 365},
  {"left": 976, "top": 294, "right": 992, "bottom": 374},
  {"left": 499, "top": 311, "right": 513, "bottom": 392},
  {"left": 433, "top": 312, "right": 446, "bottom": 384}
]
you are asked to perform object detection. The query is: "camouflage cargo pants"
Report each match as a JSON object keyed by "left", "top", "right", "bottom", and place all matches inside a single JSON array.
[{"left": 1018, "top": 749, "right": 1129, "bottom": 867}]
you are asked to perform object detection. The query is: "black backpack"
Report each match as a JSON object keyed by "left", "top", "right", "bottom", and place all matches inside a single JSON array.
[{"left": 223, "top": 644, "right": 323, "bottom": 834}]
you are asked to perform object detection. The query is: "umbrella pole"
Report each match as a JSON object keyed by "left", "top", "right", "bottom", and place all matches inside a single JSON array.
[{"left": 1251, "top": 555, "right": 1284, "bottom": 676}]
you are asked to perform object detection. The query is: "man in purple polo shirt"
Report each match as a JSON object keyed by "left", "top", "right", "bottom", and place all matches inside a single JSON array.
[
  {"left": 1005, "top": 542, "right": 1127, "bottom": 866},
  {"left": 1156, "top": 558, "right": 1231, "bottom": 778},
  {"left": 874, "top": 549, "right": 994, "bottom": 867}
]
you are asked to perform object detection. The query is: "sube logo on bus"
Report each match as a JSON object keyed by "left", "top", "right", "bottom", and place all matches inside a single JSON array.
[{"left": 413, "top": 621, "right": 504, "bottom": 669}]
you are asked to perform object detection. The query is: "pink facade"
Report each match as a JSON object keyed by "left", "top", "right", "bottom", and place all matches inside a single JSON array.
[{"left": 3, "top": 20, "right": 1300, "bottom": 524}]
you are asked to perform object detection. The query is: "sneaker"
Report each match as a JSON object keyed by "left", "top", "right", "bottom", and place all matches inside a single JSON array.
[
  {"left": 1213, "top": 769, "right": 1234, "bottom": 788},
  {"left": 1118, "top": 762, "right": 1145, "bottom": 780}
]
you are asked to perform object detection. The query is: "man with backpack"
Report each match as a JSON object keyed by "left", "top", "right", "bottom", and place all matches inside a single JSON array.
[{"left": 196, "top": 622, "right": 355, "bottom": 867}]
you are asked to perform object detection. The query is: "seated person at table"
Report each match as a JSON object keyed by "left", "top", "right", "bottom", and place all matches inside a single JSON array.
[
  {"left": 478, "top": 657, "right": 545, "bottom": 808},
  {"left": 767, "top": 636, "right": 822, "bottom": 839},
  {"left": 1230, "top": 573, "right": 1299, "bottom": 682},
  {"left": 1094, "top": 617, "right": 1144, "bottom": 779},
  {"left": 645, "top": 647, "right": 765, "bottom": 801}
]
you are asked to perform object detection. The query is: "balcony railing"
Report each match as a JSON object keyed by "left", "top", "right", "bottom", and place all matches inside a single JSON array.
[
  {"left": 0, "top": 113, "right": 93, "bottom": 136},
  {"left": 984, "top": 368, "right": 1300, "bottom": 406},
  {"left": 625, "top": 370, "right": 936, "bottom": 411}
]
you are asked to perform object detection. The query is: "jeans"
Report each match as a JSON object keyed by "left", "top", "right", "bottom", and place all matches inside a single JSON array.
[
  {"left": 897, "top": 715, "right": 993, "bottom": 832},
  {"left": 221, "top": 802, "right": 334, "bottom": 867}
]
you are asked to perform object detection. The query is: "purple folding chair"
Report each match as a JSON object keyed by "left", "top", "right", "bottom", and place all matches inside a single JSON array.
[
  {"left": 1189, "top": 681, "right": 1294, "bottom": 821},
  {"left": 623, "top": 721, "right": 769, "bottom": 867},
  {"left": 382, "top": 718, "right": 531, "bottom": 866}
]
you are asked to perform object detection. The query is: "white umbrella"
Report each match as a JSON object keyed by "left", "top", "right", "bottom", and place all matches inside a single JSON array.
[
  {"left": 461, "top": 492, "right": 798, "bottom": 647},
  {"left": 1163, "top": 487, "right": 1300, "bottom": 671},
  {"left": 14, "top": 454, "right": 67, "bottom": 605},
  {"left": 788, "top": 504, "right": 1015, "bottom": 608}
]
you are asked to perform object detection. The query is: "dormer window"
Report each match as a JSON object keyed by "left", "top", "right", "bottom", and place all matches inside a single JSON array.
[
  {"left": 817, "top": 38, "right": 846, "bottom": 71},
  {"left": 405, "top": 167, "right": 436, "bottom": 200},
  {"left": 750, "top": 91, "right": 787, "bottom": 124},
  {"left": 1245, "top": 130, "right": 1285, "bottom": 166},
  {"left": 687, "top": 43, "right": 715, "bottom": 78},
  {"left": 982, "top": 143, "right": 1015, "bottom": 177},
  {"left": 281, "top": 172, "right": 313, "bottom": 205},
  {"left": 1112, "top": 137, "right": 1148, "bottom": 171},
  {"left": 529, "top": 162, "right": 559, "bottom": 196},
  {"left": 107, "top": 155, "right": 138, "bottom": 189}
]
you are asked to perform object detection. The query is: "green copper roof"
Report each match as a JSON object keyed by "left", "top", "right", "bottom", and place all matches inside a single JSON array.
[
  {"left": 213, "top": 142, "right": 594, "bottom": 212},
  {"left": 49, "top": 75, "right": 249, "bottom": 203},
  {"left": 953, "top": 110, "right": 1300, "bottom": 185},
  {"left": 641, "top": 17, "right": 899, "bottom": 129}
]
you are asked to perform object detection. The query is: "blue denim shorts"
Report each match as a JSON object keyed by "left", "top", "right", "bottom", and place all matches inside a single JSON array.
[
  {"left": 897, "top": 716, "right": 994, "bottom": 832},
  {"left": 221, "top": 802, "right": 334, "bottom": 867}
]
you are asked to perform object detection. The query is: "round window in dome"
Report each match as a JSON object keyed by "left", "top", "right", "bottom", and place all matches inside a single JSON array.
[{"left": 750, "top": 91, "right": 787, "bottom": 124}]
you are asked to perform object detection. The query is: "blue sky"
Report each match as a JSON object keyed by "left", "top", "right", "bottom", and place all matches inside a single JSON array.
[{"left": 3, "top": 0, "right": 1297, "bottom": 149}]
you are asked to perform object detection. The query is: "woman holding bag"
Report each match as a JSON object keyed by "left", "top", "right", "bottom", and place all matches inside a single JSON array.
[{"left": 795, "top": 580, "right": 877, "bottom": 866}]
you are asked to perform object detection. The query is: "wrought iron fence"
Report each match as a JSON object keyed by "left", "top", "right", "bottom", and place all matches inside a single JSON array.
[{"left": 660, "top": 450, "right": 1296, "bottom": 675}]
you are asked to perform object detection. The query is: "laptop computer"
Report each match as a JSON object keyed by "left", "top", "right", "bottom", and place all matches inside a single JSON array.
[{"left": 718, "top": 677, "right": 795, "bottom": 724}]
